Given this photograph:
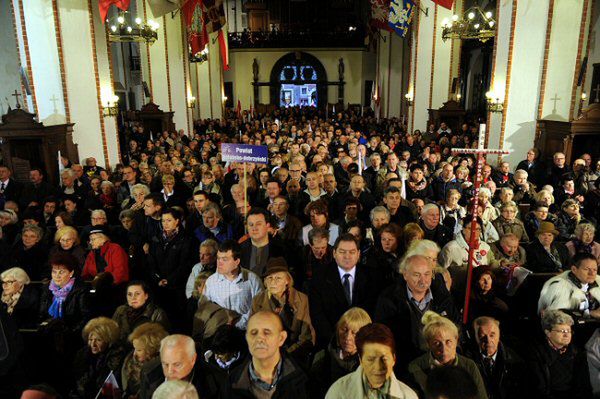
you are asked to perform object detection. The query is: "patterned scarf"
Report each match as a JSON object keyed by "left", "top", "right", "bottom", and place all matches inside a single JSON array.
[
  {"left": 573, "top": 239, "right": 594, "bottom": 255},
  {"left": 48, "top": 277, "right": 75, "bottom": 319},
  {"left": 1, "top": 287, "right": 23, "bottom": 315}
]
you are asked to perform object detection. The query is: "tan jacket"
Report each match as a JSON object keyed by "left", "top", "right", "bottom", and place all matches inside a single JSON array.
[{"left": 251, "top": 287, "right": 316, "bottom": 356}]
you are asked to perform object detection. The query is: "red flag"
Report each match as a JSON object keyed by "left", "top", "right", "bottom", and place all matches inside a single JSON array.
[
  {"left": 218, "top": 29, "right": 229, "bottom": 71},
  {"left": 370, "top": 0, "right": 393, "bottom": 31},
  {"left": 182, "top": 0, "right": 209, "bottom": 56},
  {"left": 99, "top": 0, "right": 131, "bottom": 23},
  {"left": 98, "top": 370, "right": 121, "bottom": 398},
  {"left": 433, "top": 0, "right": 454, "bottom": 10}
]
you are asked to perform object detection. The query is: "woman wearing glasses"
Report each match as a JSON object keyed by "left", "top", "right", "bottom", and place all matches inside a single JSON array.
[
  {"left": 0, "top": 267, "right": 39, "bottom": 328},
  {"left": 251, "top": 257, "right": 315, "bottom": 366},
  {"left": 529, "top": 310, "right": 592, "bottom": 398}
]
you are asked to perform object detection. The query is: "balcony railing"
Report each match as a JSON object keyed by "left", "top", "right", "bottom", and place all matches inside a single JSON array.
[{"left": 228, "top": 29, "right": 367, "bottom": 49}]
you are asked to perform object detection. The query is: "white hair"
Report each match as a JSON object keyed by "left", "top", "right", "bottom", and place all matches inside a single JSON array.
[
  {"left": 160, "top": 334, "right": 196, "bottom": 359},
  {"left": 421, "top": 203, "right": 440, "bottom": 216},
  {"left": 0, "top": 267, "right": 30, "bottom": 285},
  {"left": 91, "top": 209, "right": 107, "bottom": 219},
  {"left": 406, "top": 239, "right": 441, "bottom": 258},
  {"left": 152, "top": 380, "right": 199, "bottom": 399},
  {"left": 514, "top": 169, "right": 528, "bottom": 178},
  {"left": 370, "top": 206, "right": 390, "bottom": 222},
  {"left": 478, "top": 187, "right": 491, "bottom": 198}
]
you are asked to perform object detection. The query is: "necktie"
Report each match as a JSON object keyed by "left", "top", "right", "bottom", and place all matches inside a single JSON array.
[
  {"left": 484, "top": 357, "right": 494, "bottom": 376},
  {"left": 0, "top": 182, "right": 4, "bottom": 192},
  {"left": 342, "top": 273, "right": 352, "bottom": 304}
]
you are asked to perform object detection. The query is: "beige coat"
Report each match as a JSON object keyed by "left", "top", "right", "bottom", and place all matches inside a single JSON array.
[{"left": 325, "top": 366, "right": 418, "bottom": 399}]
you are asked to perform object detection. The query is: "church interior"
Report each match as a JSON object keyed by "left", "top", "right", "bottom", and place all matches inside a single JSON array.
[{"left": 0, "top": 0, "right": 600, "bottom": 398}]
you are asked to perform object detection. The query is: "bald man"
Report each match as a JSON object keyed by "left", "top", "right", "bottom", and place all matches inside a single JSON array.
[{"left": 229, "top": 311, "right": 310, "bottom": 398}]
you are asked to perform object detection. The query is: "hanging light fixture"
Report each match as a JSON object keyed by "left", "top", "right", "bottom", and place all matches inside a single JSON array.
[
  {"left": 107, "top": 11, "right": 159, "bottom": 44},
  {"left": 190, "top": 47, "right": 209, "bottom": 64},
  {"left": 441, "top": 3, "right": 496, "bottom": 43}
]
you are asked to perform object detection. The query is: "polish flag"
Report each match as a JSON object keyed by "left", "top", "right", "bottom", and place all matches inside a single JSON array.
[{"left": 218, "top": 28, "right": 229, "bottom": 71}]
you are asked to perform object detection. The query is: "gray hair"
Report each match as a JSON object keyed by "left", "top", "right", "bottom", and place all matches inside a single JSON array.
[
  {"left": 369, "top": 206, "right": 390, "bottom": 222},
  {"left": 369, "top": 152, "right": 381, "bottom": 161},
  {"left": 152, "top": 380, "right": 199, "bottom": 399},
  {"left": 514, "top": 169, "right": 528, "bottom": 178},
  {"left": 473, "top": 316, "right": 500, "bottom": 334},
  {"left": 405, "top": 239, "right": 441, "bottom": 258},
  {"left": 22, "top": 225, "right": 43, "bottom": 240},
  {"left": 100, "top": 180, "right": 114, "bottom": 189},
  {"left": 131, "top": 183, "right": 151, "bottom": 197},
  {"left": 399, "top": 254, "right": 429, "bottom": 273},
  {"left": 0, "top": 209, "right": 19, "bottom": 225},
  {"left": 478, "top": 187, "right": 492, "bottom": 198},
  {"left": 575, "top": 223, "right": 595, "bottom": 239},
  {"left": 160, "top": 334, "right": 196, "bottom": 358},
  {"left": 202, "top": 202, "right": 222, "bottom": 219},
  {"left": 61, "top": 168, "right": 75, "bottom": 178},
  {"left": 91, "top": 209, "right": 107, "bottom": 219},
  {"left": 0, "top": 267, "right": 30, "bottom": 285},
  {"left": 421, "top": 203, "right": 439, "bottom": 216},
  {"left": 541, "top": 310, "right": 573, "bottom": 332},
  {"left": 119, "top": 209, "right": 136, "bottom": 221},
  {"left": 200, "top": 238, "right": 218, "bottom": 255},
  {"left": 500, "top": 187, "right": 514, "bottom": 195}
]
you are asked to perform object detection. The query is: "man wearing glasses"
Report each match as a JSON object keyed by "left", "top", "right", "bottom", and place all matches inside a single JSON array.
[{"left": 538, "top": 253, "right": 600, "bottom": 319}]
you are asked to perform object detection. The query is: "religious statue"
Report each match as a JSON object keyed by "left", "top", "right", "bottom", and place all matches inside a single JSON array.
[
  {"left": 253, "top": 59, "right": 259, "bottom": 82},
  {"left": 338, "top": 58, "right": 345, "bottom": 81}
]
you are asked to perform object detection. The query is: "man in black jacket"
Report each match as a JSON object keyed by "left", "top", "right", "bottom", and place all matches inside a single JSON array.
[
  {"left": 309, "top": 233, "right": 380, "bottom": 348},
  {"left": 375, "top": 254, "right": 458, "bottom": 373},
  {"left": 419, "top": 203, "right": 453, "bottom": 248},
  {"left": 468, "top": 316, "right": 526, "bottom": 399},
  {"left": 240, "top": 208, "right": 286, "bottom": 276},
  {"left": 139, "top": 334, "right": 229, "bottom": 399},
  {"left": 229, "top": 311, "right": 309, "bottom": 399}
]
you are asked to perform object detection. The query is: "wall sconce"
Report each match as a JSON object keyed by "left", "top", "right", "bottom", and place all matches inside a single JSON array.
[
  {"left": 102, "top": 95, "right": 119, "bottom": 117},
  {"left": 222, "top": 95, "right": 228, "bottom": 102},
  {"left": 405, "top": 93, "right": 413, "bottom": 107},
  {"left": 188, "top": 96, "right": 196, "bottom": 109},
  {"left": 581, "top": 92, "right": 588, "bottom": 101},
  {"left": 455, "top": 93, "right": 462, "bottom": 101},
  {"left": 485, "top": 91, "right": 503, "bottom": 113}
]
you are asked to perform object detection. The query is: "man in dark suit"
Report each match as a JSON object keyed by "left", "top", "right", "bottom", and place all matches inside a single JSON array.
[
  {"left": 309, "top": 233, "right": 380, "bottom": 348},
  {"left": 18, "top": 168, "right": 57, "bottom": 209},
  {"left": 375, "top": 254, "right": 458, "bottom": 373},
  {"left": 0, "top": 165, "right": 22, "bottom": 206},
  {"left": 138, "top": 334, "right": 228, "bottom": 399},
  {"left": 468, "top": 316, "right": 526, "bottom": 399}
]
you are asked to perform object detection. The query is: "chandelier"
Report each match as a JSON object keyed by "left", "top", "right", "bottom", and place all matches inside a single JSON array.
[
  {"left": 441, "top": 4, "right": 496, "bottom": 43},
  {"left": 107, "top": 12, "right": 159, "bottom": 44},
  {"left": 190, "top": 47, "right": 209, "bottom": 64}
]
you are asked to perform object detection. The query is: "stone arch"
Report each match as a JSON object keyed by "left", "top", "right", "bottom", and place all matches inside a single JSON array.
[{"left": 269, "top": 52, "right": 328, "bottom": 107}]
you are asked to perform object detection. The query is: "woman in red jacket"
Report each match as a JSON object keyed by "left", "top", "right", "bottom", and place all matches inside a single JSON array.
[{"left": 82, "top": 226, "right": 129, "bottom": 285}]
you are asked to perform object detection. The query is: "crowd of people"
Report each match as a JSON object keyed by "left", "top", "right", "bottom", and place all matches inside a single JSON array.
[{"left": 0, "top": 106, "right": 599, "bottom": 399}]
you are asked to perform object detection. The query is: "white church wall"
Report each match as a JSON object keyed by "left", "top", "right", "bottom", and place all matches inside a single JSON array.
[
  {"left": 431, "top": 4, "right": 453, "bottom": 110},
  {"left": 412, "top": 0, "right": 435, "bottom": 132},
  {"left": 540, "top": 0, "right": 585, "bottom": 121},
  {"left": 225, "top": 49, "right": 373, "bottom": 110},
  {"left": 164, "top": 14, "right": 188, "bottom": 133},
  {"left": 0, "top": 0, "right": 22, "bottom": 116}
]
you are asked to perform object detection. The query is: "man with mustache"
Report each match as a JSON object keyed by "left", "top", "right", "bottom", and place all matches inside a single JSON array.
[
  {"left": 374, "top": 254, "right": 459, "bottom": 374},
  {"left": 229, "top": 311, "right": 310, "bottom": 398}
]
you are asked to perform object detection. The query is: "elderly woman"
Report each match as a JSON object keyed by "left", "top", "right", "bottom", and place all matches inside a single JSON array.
[
  {"left": 311, "top": 308, "right": 373, "bottom": 398},
  {"left": 524, "top": 202, "right": 558, "bottom": 239},
  {"left": 478, "top": 188, "right": 500, "bottom": 223},
  {"left": 566, "top": 223, "right": 600, "bottom": 263},
  {"left": 122, "top": 183, "right": 150, "bottom": 212},
  {"left": 366, "top": 223, "right": 403, "bottom": 284},
  {"left": 326, "top": 323, "right": 418, "bottom": 399},
  {"left": 112, "top": 281, "right": 169, "bottom": 342},
  {"left": 534, "top": 189, "right": 558, "bottom": 214},
  {"left": 71, "top": 317, "right": 127, "bottom": 398},
  {"left": 121, "top": 322, "right": 168, "bottom": 397},
  {"left": 82, "top": 226, "right": 129, "bottom": 285},
  {"left": 48, "top": 226, "right": 87, "bottom": 272},
  {"left": 529, "top": 310, "right": 592, "bottom": 398},
  {"left": 408, "top": 311, "right": 488, "bottom": 399},
  {"left": 493, "top": 187, "right": 515, "bottom": 209},
  {"left": 99, "top": 180, "right": 118, "bottom": 221},
  {"left": 2, "top": 225, "right": 48, "bottom": 282},
  {"left": 469, "top": 267, "right": 509, "bottom": 323},
  {"left": 0, "top": 208, "right": 19, "bottom": 246},
  {"left": 251, "top": 257, "right": 315, "bottom": 363},
  {"left": 1, "top": 267, "right": 39, "bottom": 328},
  {"left": 440, "top": 189, "right": 466, "bottom": 234},
  {"left": 493, "top": 203, "right": 530, "bottom": 243},
  {"left": 526, "top": 222, "right": 570, "bottom": 273},
  {"left": 302, "top": 199, "right": 340, "bottom": 246}
]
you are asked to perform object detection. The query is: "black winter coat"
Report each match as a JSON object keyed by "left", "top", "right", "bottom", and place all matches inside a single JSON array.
[
  {"left": 147, "top": 230, "right": 196, "bottom": 290},
  {"left": 526, "top": 240, "right": 570, "bottom": 273},
  {"left": 69, "top": 344, "right": 128, "bottom": 399},
  {"left": 39, "top": 278, "right": 93, "bottom": 334},
  {"left": 2, "top": 242, "right": 49, "bottom": 281},
  {"left": 6, "top": 284, "right": 40, "bottom": 329}
]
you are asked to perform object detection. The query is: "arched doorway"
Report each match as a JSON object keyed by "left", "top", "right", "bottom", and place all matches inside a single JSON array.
[{"left": 269, "top": 52, "right": 327, "bottom": 108}]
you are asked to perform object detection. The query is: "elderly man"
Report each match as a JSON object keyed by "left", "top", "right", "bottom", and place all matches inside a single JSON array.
[
  {"left": 375, "top": 254, "right": 459, "bottom": 372},
  {"left": 538, "top": 253, "right": 600, "bottom": 318},
  {"left": 510, "top": 169, "right": 537, "bottom": 205},
  {"left": 432, "top": 163, "right": 462, "bottom": 202},
  {"left": 117, "top": 165, "right": 140, "bottom": 204},
  {"left": 490, "top": 233, "right": 527, "bottom": 267},
  {"left": 548, "top": 152, "right": 572, "bottom": 189},
  {"left": 229, "top": 311, "right": 309, "bottom": 398},
  {"left": 468, "top": 317, "right": 525, "bottom": 399},
  {"left": 185, "top": 239, "right": 218, "bottom": 298},
  {"left": 194, "top": 202, "right": 234, "bottom": 244},
  {"left": 204, "top": 240, "right": 263, "bottom": 330},
  {"left": 492, "top": 162, "right": 514, "bottom": 189},
  {"left": 271, "top": 195, "right": 302, "bottom": 245},
  {"left": 419, "top": 204, "right": 453, "bottom": 248},
  {"left": 139, "top": 334, "right": 229, "bottom": 399}
]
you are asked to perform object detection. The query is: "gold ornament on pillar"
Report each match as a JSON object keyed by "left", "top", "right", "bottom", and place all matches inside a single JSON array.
[
  {"left": 485, "top": 91, "right": 504, "bottom": 113},
  {"left": 188, "top": 96, "right": 196, "bottom": 109},
  {"left": 441, "top": 3, "right": 496, "bottom": 43},
  {"left": 102, "top": 94, "right": 120, "bottom": 117},
  {"left": 107, "top": 11, "right": 159, "bottom": 44},
  {"left": 404, "top": 92, "right": 414, "bottom": 107}
]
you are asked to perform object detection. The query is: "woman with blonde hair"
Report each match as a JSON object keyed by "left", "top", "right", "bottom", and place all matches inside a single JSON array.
[
  {"left": 408, "top": 311, "right": 488, "bottom": 399},
  {"left": 401, "top": 223, "right": 425, "bottom": 253},
  {"left": 48, "top": 226, "right": 86, "bottom": 271},
  {"left": 122, "top": 322, "right": 169, "bottom": 397},
  {"left": 310, "top": 307, "right": 372, "bottom": 398},
  {"left": 71, "top": 317, "right": 127, "bottom": 398}
]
